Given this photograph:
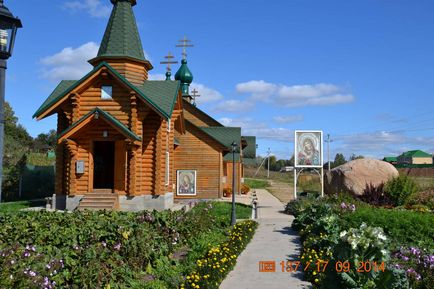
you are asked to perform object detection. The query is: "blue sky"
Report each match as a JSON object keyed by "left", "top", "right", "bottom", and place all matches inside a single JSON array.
[{"left": 6, "top": 0, "right": 434, "bottom": 161}]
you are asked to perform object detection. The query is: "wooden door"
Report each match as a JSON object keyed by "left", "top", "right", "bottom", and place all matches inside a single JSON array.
[
  {"left": 93, "top": 141, "right": 115, "bottom": 189},
  {"left": 114, "top": 141, "right": 127, "bottom": 194}
]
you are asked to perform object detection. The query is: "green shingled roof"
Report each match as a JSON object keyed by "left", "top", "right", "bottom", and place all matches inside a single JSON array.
[
  {"left": 33, "top": 80, "right": 77, "bottom": 118},
  {"left": 136, "top": 80, "right": 180, "bottom": 119},
  {"left": 58, "top": 107, "right": 141, "bottom": 141},
  {"left": 400, "top": 150, "right": 432, "bottom": 158},
  {"left": 242, "top": 136, "right": 256, "bottom": 159},
  {"left": 97, "top": 0, "right": 146, "bottom": 61},
  {"left": 199, "top": 127, "right": 241, "bottom": 149},
  {"left": 183, "top": 100, "right": 223, "bottom": 127},
  {"left": 33, "top": 62, "right": 180, "bottom": 120}
]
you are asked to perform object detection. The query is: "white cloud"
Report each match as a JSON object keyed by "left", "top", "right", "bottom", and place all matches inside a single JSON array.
[
  {"left": 273, "top": 115, "right": 304, "bottom": 124},
  {"left": 40, "top": 42, "right": 99, "bottom": 82},
  {"left": 190, "top": 83, "right": 224, "bottom": 104},
  {"left": 64, "top": 0, "right": 111, "bottom": 18},
  {"left": 213, "top": 99, "right": 255, "bottom": 113},
  {"left": 236, "top": 80, "right": 355, "bottom": 108},
  {"left": 333, "top": 131, "right": 434, "bottom": 159},
  {"left": 148, "top": 74, "right": 166, "bottom": 80},
  {"left": 218, "top": 117, "right": 293, "bottom": 142},
  {"left": 147, "top": 75, "right": 224, "bottom": 104}
]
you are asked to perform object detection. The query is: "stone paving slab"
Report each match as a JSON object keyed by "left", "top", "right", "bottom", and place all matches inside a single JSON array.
[{"left": 220, "top": 189, "right": 312, "bottom": 289}]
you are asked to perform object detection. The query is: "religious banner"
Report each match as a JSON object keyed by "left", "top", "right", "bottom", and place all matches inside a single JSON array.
[
  {"left": 176, "top": 170, "right": 197, "bottom": 196},
  {"left": 294, "top": 131, "right": 323, "bottom": 168}
]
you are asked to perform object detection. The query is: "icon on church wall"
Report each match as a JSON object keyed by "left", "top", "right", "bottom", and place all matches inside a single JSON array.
[
  {"left": 177, "top": 170, "right": 197, "bottom": 196},
  {"left": 294, "top": 131, "right": 323, "bottom": 168}
]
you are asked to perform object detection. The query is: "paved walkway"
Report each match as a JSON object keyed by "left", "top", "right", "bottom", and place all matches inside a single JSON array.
[{"left": 220, "top": 189, "right": 312, "bottom": 289}]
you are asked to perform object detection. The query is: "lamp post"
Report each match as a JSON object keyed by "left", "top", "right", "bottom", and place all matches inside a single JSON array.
[
  {"left": 0, "top": 0, "right": 22, "bottom": 203},
  {"left": 231, "top": 141, "right": 237, "bottom": 226}
]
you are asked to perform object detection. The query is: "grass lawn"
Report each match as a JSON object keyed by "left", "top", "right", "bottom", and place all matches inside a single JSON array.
[
  {"left": 0, "top": 200, "right": 45, "bottom": 213},
  {"left": 210, "top": 202, "right": 252, "bottom": 219},
  {"left": 244, "top": 178, "right": 269, "bottom": 189}
]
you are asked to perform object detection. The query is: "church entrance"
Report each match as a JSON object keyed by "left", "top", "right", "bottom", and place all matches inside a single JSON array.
[{"left": 93, "top": 141, "right": 115, "bottom": 189}]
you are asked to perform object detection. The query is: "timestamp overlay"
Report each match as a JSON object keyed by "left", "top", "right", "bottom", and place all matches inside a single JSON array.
[{"left": 259, "top": 260, "right": 386, "bottom": 273}]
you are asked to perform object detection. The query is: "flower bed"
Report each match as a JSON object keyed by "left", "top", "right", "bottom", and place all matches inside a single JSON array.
[
  {"left": 0, "top": 202, "right": 255, "bottom": 288},
  {"left": 290, "top": 196, "right": 433, "bottom": 289},
  {"left": 181, "top": 220, "right": 258, "bottom": 289}
]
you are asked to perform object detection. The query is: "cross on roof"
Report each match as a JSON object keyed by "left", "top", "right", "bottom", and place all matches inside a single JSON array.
[
  {"left": 160, "top": 51, "right": 178, "bottom": 72},
  {"left": 191, "top": 88, "right": 200, "bottom": 106},
  {"left": 176, "top": 36, "right": 194, "bottom": 60}
]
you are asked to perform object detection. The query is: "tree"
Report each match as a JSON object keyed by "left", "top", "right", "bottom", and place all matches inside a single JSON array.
[
  {"left": 33, "top": 129, "right": 57, "bottom": 152},
  {"left": 349, "top": 154, "right": 364, "bottom": 161},
  {"left": 2, "top": 102, "right": 33, "bottom": 201},
  {"left": 332, "top": 153, "right": 346, "bottom": 168}
]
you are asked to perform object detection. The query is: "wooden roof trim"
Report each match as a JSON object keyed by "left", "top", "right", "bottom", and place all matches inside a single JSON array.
[
  {"left": 57, "top": 108, "right": 141, "bottom": 144},
  {"left": 35, "top": 62, "right": 171, "bottom": 121}
]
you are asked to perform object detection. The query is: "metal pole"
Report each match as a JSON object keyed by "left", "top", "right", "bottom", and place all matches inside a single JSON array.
[
  {"left": 294, "top": 168, "right": 297, "bottom": 199},
  {"left": 327, "top": 134, "right": 330, "bottom": 171},
  {"left": 231, "top": 142, "right": 237, "bottom": 226},
  {"left": 321, "top": 167, "right": 324, "bottom": 197},
  {"left": 0, "top": 59, "right": 6, "bottom": 203},
  {"left": 267, "top": 147, "right": 270, "bottom": 179}
]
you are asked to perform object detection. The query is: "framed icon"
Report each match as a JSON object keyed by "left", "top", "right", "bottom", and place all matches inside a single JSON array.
[
  {"left": 294, "top": 131, "right": 323, "bottom": 168},
  {"left": 176, "top": 170, "right": 197, "bottom": 196}
]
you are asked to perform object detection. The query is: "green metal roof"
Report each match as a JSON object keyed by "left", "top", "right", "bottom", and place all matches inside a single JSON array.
[
  {"left": 96, "top": 0, "right": 146, "bottom": 62},
  {"left": 58, "top": 107, "right": 141, "bottom": 141},
  {"left": 34, "top": 62, "right": 180, "bottom": 120},
  {"left": 400, "top": 150, "right": 432, "bottom": 158},
  {"left": 383, "top": 156, "right": 398, "bottom": 162},
  {"left": 199, "top": 127, "right": 241, "bottom": 150},
  {"left": 242, "top": 136, "right": 256, "bottom": 159}
]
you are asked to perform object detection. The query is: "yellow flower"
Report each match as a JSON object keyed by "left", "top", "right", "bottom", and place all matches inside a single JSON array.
[{"left": 315, "top": 278, "right": 319, "bottom": 283}]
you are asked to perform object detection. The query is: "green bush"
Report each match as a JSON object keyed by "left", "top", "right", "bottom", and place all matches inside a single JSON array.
[
  {"left": 406, "top": 190, "right": 434, "bottom": 210},
  {"left": 340, "top": 207, "right": 434, "bottom": 249},
  {"left": 385, "top": 176, "right": 419, "bottom": 206}
]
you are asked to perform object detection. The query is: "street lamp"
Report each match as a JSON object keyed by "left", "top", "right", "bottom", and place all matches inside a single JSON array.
[
  {"left": 231, "top": 141, "right": 237, "bottom": 226},
  {"left": 0, "top": 0, "right": 22, "bottom": 203}
]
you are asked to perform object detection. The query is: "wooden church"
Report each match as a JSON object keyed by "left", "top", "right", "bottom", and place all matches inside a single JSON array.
[{"left": 33, "top": 0, "right": 256, "bottom": 211}]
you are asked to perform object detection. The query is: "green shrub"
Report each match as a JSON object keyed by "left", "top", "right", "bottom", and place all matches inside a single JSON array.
[
  {"left": 340, "top": 207, "right": 434, "bottom": 249},
  {"left": 406, "top": 190, "right": 434, "bottom": 210},
  {"left": 385, "top": 176, "right": 419, "bottom": 206}
]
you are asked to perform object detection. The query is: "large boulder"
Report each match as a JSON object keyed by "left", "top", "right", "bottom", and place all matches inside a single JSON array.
[{"left": 324, "top": 158, "right": 399, "bottom": 196}]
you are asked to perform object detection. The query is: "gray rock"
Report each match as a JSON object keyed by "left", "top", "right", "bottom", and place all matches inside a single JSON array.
[{"left": 324, "top": 158, "right": 399, "bottom": 196}]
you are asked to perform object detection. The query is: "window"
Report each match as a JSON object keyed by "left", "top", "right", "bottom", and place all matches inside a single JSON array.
[{"left": 101, "top": 85, "right": 112, "bottom": 99}]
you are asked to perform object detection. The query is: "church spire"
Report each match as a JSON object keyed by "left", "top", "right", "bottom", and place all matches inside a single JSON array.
[{"left": 88, "top": 0, "right": 152, "bottom": 72}]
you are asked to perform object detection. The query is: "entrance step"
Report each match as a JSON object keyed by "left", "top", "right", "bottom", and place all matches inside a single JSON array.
[{"left": 77, "top": 193, "right": 119, "bottom": 211}]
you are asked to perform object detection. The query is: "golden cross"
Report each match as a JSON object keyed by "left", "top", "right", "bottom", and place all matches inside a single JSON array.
[
  {"left": 191, "top": 88, "right": 201, "bottom": 105},
  {"left": 176, "top": 36, "right": 194, "bottom": 60},
  {"left": 160, "top": 51, "right": 178, "bottom": 72}
]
